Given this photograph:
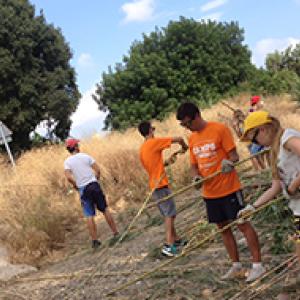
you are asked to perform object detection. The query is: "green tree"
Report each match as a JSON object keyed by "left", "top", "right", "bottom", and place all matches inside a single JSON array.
[
  {"left": 94, "top": 17, "right": 253, "bottom": 130},
  {"left": 266, "top": 44, "right": 300, "bottom": 76},
  {"left": 0, "top": 0, "right": 80, "bottom": 150}
]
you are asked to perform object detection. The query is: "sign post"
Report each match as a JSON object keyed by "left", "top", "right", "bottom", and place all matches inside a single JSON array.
[{"left": 0, "top": 121, "right": 15, "bottom": 168}]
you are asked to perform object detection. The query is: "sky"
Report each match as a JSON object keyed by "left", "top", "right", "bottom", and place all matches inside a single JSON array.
[{"left": 30, "top": 0, "right": 300, "bottom": 138}]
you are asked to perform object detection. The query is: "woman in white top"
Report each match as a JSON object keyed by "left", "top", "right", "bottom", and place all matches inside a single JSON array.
[{"left": 238, "top": 111, "right": 300, "bottom": 265}]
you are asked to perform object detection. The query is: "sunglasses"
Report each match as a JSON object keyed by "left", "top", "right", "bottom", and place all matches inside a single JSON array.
[{"left": 180, "top": 116, "right": 195, "bottom": 128}]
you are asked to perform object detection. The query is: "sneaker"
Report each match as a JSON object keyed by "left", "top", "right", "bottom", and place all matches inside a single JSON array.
[
  {"left": 246, "top": 265, "right": 266, "bottom": 282},
  {"left": 174, "top": 239, "right": 188, "bottom": 247},
  {"left": 161, "top": 244, "right": 177, "bottom": 257},
  {"left": 92, "top": 240, "right": 101, "bottom": 249},
  {"left": 109, "top": 233, "right": 120, "bottom": 246},
  {"left": 221, "top": 264, "right": 245, "bottom": 280}
]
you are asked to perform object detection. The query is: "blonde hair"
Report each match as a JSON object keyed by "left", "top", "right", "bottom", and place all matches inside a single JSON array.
[{"left": 265, "top": 116, "right": 284, "bottom": 179}]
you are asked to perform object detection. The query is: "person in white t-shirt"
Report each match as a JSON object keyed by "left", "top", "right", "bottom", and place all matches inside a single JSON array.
[{"left": 64, "top": 139, "right": 118, "bottom": 249}]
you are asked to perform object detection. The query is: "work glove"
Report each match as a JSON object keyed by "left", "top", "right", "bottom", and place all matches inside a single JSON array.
[
  {"left": 221, "top": 159, "right": 235, "bottom": 173},
  {"left": 237, "top": 204, "right": 256, "bottom": 218},
  {"left": 192, "top": 175, "right": 203, "bottom": 190}
]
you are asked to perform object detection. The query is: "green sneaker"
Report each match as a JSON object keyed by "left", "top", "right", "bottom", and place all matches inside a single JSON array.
[
  {"left": 174, "top": 239, "right": 188, "bottom": 247},
  {"left": 161, "top": 244, "right": 177, "bottom": 257}
]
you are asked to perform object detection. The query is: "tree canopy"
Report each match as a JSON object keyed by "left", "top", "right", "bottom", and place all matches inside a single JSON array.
[
  {"left": 0, "top": 0, "right": 80, "bottom": 150},
  {"left": 247, "top": 43, "right": 300, "bottom": 97},
  {"left": 93, "top": 17, "right": 253, "bottom": 130}
]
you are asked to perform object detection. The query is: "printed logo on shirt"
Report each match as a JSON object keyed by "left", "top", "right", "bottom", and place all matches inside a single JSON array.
[
  {"left": 193, "top": 143, "right": 216, "bottom": 158},
  {"left": 192, "top": 142, "right": 218, "bottom": 170}
]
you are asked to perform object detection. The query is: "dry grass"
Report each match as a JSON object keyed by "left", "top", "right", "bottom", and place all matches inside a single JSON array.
[{"left": 0, "top": 93, "right": 299, "bottom": 264}]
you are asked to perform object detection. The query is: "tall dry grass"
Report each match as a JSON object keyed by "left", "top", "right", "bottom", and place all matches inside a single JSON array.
[{"left": 0, "top": 93, "right": 299, "bottom": 264}]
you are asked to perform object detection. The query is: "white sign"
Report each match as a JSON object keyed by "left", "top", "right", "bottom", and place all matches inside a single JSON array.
[
  {"left": 0, "top": 121, "right": 12, "bottom": 145},
  {"left": 0, "top": 121, "right": 15, "bottom": 167}
]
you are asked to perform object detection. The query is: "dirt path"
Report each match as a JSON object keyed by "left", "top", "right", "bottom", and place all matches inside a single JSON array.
[
  {"left": 1, "top": 189, "right": 299, "bottom": 300},
  {"left": 0, "top": 246, "right": 37, "bottom": 282}
]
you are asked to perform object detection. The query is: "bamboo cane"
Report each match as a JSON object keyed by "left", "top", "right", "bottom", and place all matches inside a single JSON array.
[
  {"left": 229, "top": 255, "right": 297, "bottom": 300},
  {"left": 221, "top": 101, "right": 236, "bottom": 112},
  {"left": 145, "top": 149, "right": 269, "bottom": 209},
  {"left": 106, "top": 196, "right": 283, "bottom": 297},
  {"left": 54, "top": 150, "right": 185, "bottom": 300},
  {"left": 247, "top": 260, "right": 299, "bottom": 300}
]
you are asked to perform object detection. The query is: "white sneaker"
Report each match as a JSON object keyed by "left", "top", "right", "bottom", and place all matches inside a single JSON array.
[
  {"left": 221, "top": 264, "right": 245, "bottom": 280},
  {"left": 246, "top": 265, "right": 266, "bottom": 282}
]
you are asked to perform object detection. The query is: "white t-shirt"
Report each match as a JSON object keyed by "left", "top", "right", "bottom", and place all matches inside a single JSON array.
[
  {"left": 277, "top": 128, "right": 300, "bottom": 216},
  {"left": 64, "top": 153, "right": 97, "bottom": 188}
]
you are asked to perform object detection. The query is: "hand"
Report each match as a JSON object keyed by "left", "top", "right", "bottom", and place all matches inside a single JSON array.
[
  {"left": 66, "top": 188, "right": 74, "bottom": 196},
  {"left": 237, "top": 204, "right": 256, "bottom": 218},
  {"left": 221, "top": 159, "right": 235, "bottom": 173},
  {"left": 181, "top": 144, "right": 189, "bottom": 153},
  {"left": 164, "top": 154, "right": 177, "bottom": 166},
  {"left": 192, "top": 175, "right": 203, "bottom": 189},
  {"left": 287, "top": 181, "right": 300, "bottom": 196}
]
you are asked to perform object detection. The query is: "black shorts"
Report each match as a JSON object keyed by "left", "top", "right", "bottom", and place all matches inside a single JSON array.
[
  {"left": 80, "top": 182, "right": 107, "bottom": 216},
  {"left": 204, "top": 190, "right": 245, "bottom": 224}
]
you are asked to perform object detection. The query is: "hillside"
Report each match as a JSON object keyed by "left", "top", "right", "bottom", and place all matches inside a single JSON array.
[{"left": 0, "top": 94, "right": 299, "bottom": 299}]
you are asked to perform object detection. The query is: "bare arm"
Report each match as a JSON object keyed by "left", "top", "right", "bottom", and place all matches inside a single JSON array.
[
  {"left": 253, "top": 179, "right": 282, "bottom": 208},
  {"left": 91, "top": 162, "right": 101, "bottom": 180},
  {"left": 64, "top": 170, "right": 77, "bottom": 190},
  {"left": 171, "top": 137, "right": 188, "bottom": 152},
  {"left": 191, "top": 163, "right": 199, "bottom": 178},
  {"left": 227, "top": 148, "right": 239, "bottom": 163},
  {"left": 285, "top": 137, "right": 300, "bottom": 194}
]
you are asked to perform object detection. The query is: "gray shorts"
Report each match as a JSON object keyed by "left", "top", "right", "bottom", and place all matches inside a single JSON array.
[{"left": 152, "top": 187, "right": 176, "bottom": 217}]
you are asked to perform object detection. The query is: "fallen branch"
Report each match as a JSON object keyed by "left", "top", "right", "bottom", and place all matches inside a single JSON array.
[
  {"left": 229, "top": 255, "right": 297, "bottom": 300},
  {"left": 106, "top": 196, "right": 283, "bottom": 297}
]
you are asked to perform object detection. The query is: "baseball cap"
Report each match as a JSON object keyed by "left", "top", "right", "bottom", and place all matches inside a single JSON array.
[
  {"left": 241, "top": 111, "right": 271, "bottom": 141},
  {"left": 65, "top": 138, "right": 80, "bottom": 148},
  {"left": 250, "top": 95, "right": 261, "bottom": 106}
]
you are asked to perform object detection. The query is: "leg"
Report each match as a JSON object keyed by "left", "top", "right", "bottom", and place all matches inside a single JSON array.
[
  {"left": 172, "top": 216, "right": 180, "bottom": 241},
  {"left": 103, "top": 208, "right": 118, "bottom": 235},
  {"left": 237, "top": 221, "right": 261, "bottom": 262},
  {"left": 217, "top": 222, "right": 239, "bottom": 262},
  {"left": 165, "top": 216, "right": 175, "bottom": 245},
  {"left": 86, "top": 217, "right": 97, "bottom": 240}
]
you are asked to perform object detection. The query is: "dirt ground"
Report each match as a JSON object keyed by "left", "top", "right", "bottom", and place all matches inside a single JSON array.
[{"left": 0, "top": 184, "right": 299, "bottom": 300}]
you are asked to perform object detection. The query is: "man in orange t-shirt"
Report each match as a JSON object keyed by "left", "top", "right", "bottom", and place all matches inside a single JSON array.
[
  {"left": 138, "top": 121, "right": 188, "bottom": 257},
  {"left": 176, "top": 102, "right": 265, "bottom": 282}
]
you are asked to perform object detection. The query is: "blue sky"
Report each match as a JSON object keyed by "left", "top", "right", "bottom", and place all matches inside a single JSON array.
[{"left": 30, "top": 0, "right": 300, "bottom": 138}]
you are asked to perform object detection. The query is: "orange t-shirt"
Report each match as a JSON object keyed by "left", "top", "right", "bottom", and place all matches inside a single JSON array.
[
  {"left": 189, "top": 122, "right": 241, "bottom": 198},
  {"left": 140, "top": 137, "right": 172, "bottom": 189}
]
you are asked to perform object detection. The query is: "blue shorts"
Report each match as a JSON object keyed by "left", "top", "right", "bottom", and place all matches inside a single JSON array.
[
  {"left": 248, "top": 143, "right": 264, "bottom": 155},
  {"left": 78, "top": 182, "right": 107, "bottom": 217}
]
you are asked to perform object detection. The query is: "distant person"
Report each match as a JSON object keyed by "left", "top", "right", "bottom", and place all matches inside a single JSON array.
[
  {"left": 138, "top": 121, "right": 188, "bottom": 257},
  {"left": 176, "top": 102, "right": 265, "bottom": 282},
  {"left": 249, "top": 95, "right": 264, "bottom": 113},
  {"left": 238, "top": 111, "right": 300, "bottom": 300},
  {"left": 232, "top": 95, "right": 269, "bottom": 171},
  {"left": 64, "top": 139, "right": 118, "bottom": 249}
]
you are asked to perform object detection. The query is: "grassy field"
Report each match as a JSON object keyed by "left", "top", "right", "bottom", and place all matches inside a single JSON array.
[{"left": 0, "top": 93, "right": 299, "bottom": 264}]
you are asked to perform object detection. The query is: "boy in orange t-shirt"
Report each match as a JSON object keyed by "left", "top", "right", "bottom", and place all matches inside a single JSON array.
[
  {"left": 176, "top": 102, "right": 265, "bottom": 282},
  {"left": 138, "top": 121, "right": 188, "bottom": 257}
]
